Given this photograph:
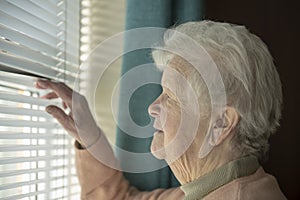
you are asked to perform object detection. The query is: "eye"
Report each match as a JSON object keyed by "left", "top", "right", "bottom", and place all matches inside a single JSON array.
[
  {"left": 161, "top": 88, "right": 175, "bottom": 103},
  {"left": 165, "top": 94, "right": 174, "bottom": 105},
  {"left": 163, "top": 93, "right": 171, "bottom": 101}
]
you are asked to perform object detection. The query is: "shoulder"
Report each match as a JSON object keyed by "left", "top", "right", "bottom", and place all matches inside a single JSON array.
[{"left": 204, "top": 167, "right": 287, "bottom": 200}]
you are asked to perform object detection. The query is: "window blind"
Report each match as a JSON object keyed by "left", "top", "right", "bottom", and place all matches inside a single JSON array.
[
  {"left": 80, "top": 0, "right": 126, "bottom": 144},
  {"left": 0, "top": 0, "right": 80, "bottom": 199}
]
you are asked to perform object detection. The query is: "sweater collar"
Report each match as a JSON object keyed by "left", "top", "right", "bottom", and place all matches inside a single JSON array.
[{"left": 180, "top": 155, "right": 260, "bottom": 200}]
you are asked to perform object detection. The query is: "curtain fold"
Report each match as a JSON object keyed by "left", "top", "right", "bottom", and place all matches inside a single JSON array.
[{"left": 117, "top": 0, "right": 204, "bottom": 191}]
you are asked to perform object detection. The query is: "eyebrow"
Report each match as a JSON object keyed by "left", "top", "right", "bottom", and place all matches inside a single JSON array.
[{"left": 162, "top": 86, "right": 178, "bottom": 100}]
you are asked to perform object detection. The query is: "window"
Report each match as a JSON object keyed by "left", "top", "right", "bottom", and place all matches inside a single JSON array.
[
  {"left": 0, "top": 0, "right": 80, "bottom": 199},
  {"left": 80, "top": 0, "right": 126, "bottom": 144}
]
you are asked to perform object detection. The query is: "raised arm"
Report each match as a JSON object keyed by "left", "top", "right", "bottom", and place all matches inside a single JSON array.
[
  {"left": 75, "top": 139, "right": 183, "bottom": 200},
  {"left": 35, "top": 79, "right": 184, "bottom": 200}
]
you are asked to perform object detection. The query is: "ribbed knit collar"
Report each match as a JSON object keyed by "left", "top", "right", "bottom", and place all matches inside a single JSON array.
[{"left": 180, "top": 156, "right": 260, "bottom": 200}]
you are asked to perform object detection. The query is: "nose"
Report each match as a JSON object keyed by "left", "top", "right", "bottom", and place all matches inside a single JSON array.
[{"left": 148, "top": 96, "right": 161, "bottom": 118}]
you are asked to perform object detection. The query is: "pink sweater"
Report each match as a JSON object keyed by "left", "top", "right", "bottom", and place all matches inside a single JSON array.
[
  {"left": 202, "top": 167, "right": 287, "bottom": 200},
  {"left": 75, "top": 136, "right": 287, "bottom": 200}
]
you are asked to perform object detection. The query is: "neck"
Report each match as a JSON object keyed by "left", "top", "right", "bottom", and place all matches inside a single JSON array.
[{"left": 169, "top": 145, "right": 235, "bottom": 185}]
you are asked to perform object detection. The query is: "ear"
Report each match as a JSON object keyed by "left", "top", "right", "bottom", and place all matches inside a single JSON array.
[{"left": 210, "top": 107, "right": 240, "bottom": 146}]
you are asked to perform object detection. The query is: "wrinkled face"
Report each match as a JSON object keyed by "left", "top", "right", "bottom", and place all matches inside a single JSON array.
[
  {"left": 148, "top": 61, "right": 201, "bottom": 163},
  {"left": 148, "top": 68, "right": 181, "bottom": 160}
]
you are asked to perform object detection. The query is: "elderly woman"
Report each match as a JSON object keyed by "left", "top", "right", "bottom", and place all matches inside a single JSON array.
[{"left": 35, "top": 20, "right": 287, "bottom": 199}]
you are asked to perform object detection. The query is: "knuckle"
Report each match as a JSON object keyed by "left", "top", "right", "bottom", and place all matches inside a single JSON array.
[
  {"left": 56, "top": 82, "right": 64, "bottom": 86},
  {"left": 60, "top": 82, "right": 68, "bottom": 89},
  {"left": 65, "top": 121, "right": 75, "bottom": 133},
  {"left": 52, "top": 109, "right": 66, "bottom": 120}
]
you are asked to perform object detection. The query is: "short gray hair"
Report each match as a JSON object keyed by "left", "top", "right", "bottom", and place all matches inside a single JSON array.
[{"left": 152, "top": 20, "right": 283, "bottom": 161}]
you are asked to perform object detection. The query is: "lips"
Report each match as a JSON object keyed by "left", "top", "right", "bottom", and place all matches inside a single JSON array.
[
  {"left": 155, "top": 129, "right": 163, "bottom": 133},
  {"left": 153, "top": 124, "right": 163, "bottom": 133},
  {"left": 153, "top": 119, "right": 164, "bottom": 131}
]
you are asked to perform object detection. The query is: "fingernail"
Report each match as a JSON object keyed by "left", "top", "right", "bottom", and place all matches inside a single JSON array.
[
  {"left": 46, "top": 107, "right": 53, "bottom": 114},
  {"left": 37, "top": 80, "right": 48, "bottom": 88}
]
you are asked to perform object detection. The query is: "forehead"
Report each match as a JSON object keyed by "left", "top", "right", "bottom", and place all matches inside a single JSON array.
[
  {"left": 161, "top": 56, "right": 190, "bottom": 87},
  {"left": 161, "top": 58, "right": 192, "bottom": 99},
  {"left": 160, "top": 58, "right": 199, "bottom": 111}
]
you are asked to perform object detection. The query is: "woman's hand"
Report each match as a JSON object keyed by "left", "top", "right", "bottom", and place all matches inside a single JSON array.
[{"left": 35, "top": 79, "right": 101, "bottom": 148}]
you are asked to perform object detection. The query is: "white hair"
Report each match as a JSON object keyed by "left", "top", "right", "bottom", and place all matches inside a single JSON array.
[{"left": 152, "top": 20, "right": 283, "bottom": 161}]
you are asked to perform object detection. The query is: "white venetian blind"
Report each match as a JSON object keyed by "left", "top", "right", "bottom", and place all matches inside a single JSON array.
[
  {"left": 80, "top": 0, "right": 126, "bottom": 144},
  {"left": 0, "top": 0, "right": 81, "bottom": 199}
]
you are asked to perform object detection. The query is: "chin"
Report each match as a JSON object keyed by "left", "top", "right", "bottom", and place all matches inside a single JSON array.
[
  {"left": 150, "top": 132, "right": 166, "bottom": 159},
  {"left": 150, "top": 143, "right": 166, "bottom": 160}
]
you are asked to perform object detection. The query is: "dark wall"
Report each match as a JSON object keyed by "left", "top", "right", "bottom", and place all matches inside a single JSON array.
[{"left": 205, "top": 0, "right": 300, "bottom": 199}]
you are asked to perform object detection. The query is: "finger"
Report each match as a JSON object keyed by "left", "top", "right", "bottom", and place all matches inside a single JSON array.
[
  {"left": 36, "top": 79, "right": 74, "bottom": 107},
  {"left": 40, "top": 92, "right": 59, "bottom": 100},
  {"left": 34, "top": 80, "right": 49, "bottom": 89},
  {"left": 46, "top": 105, "right": 77, "bottom": 137}
]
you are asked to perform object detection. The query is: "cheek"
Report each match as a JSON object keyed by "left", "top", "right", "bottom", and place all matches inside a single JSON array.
[
  {"left": 193, "top": 118, "right": 210, "bottom": 147},
  {"left": 163, "top": 111, "right": 181, "bottom": 144}
]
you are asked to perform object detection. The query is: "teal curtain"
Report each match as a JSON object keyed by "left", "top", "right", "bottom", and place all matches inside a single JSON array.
[{"left": 116, "top": 0, "right": 204, "bottom": 191}]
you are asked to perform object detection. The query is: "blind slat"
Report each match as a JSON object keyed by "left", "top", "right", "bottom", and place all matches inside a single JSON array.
[
  {"left": 0, "top": 92, "right": 58, "bottom": 107},
  {"left": 1, "top": 166, "right": 69, "bottom": 175},
  {"left": 0, "top": 156, "right": 68, "bottom": 166},
  {"left": 0, "top": 175, "right": 67, "bottom": 191},
  {"left": 30, "top": 0, "right": 58, "bottom": 15},
  {"left": 0, "top": 52, "right": 76, "bottom": 81},
  {"left": 0, "top": 0, "right": 60, "bottom": 36},
  {"left": 0, "top": 10, "right": 59, "bottom": 46},
  {"left": 2, "top": 191, "right": 45, "bottom": 200},
  {"left": 0, "top": 166, "right": 71, "bottom": 178},
  {"left": 0, "top": 145, "right": 63, "bottom": 152},
  {"left": 0, "top": 71, "right": 41, "bottom": 91},
  {"left": 0, "top": 106, "right": 53, "bottom": 118},
  {"left": 0, "top": 23, "right": 78, "bottom": 64},
  {"left": 3, "top": 185, "right": 79, "bottom": 200},
  {"left": 0, "top": 24, "right": 56, "bottom": 56},
  {"left": 0, "top": 52, "right": 57, "bottom": 79},
  {"left": 0, "top": 38, "right": 79, "bottom": 73},
  {"left": 0, "top": 132, "right": 65, "bottom": 139},
  {"left": 8, "top": 0, "right": 59, "bottom": 23},
  {"left": 0, "top": 24, "right": 79, "bottom": 64},
  {"left": 0, "top": 120, "right": 57, "bottom": 128},
  {"left": 0, "top": 168, "right": 50, "bottom": 178}
]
